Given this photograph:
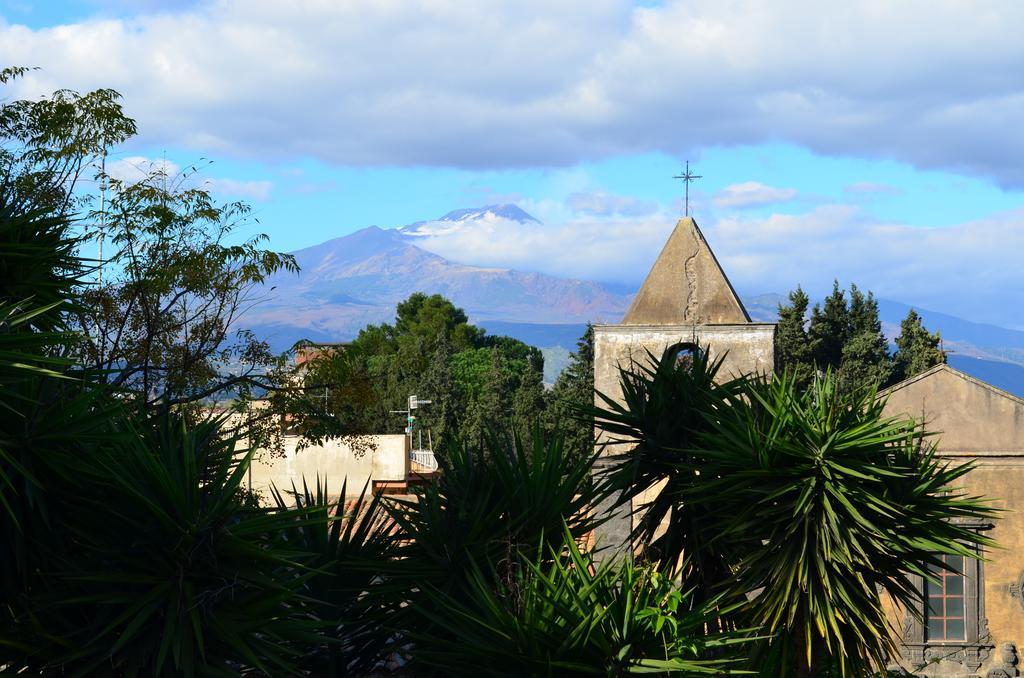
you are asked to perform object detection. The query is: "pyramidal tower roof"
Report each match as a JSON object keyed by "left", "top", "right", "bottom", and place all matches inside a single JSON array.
[{"left": 623, "top": 217, "right": 751, "bottom": 325}]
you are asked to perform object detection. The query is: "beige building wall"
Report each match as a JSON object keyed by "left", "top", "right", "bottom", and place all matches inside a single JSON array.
[
  {"left": 881, "top": 365, "right": 1024, "bottom": 677},
  {"left": 246, "top": 434, "right": 408, "bottom": 499}
]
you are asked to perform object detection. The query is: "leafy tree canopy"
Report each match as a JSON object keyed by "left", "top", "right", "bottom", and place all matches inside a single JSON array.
[{"left": 291, "top": 293, "right": 546, "bottom": 449}]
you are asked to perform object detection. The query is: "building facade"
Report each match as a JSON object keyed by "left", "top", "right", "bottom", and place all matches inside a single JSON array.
[{"left": 882, "top": 364, "right": 1024, "bottom": 677}]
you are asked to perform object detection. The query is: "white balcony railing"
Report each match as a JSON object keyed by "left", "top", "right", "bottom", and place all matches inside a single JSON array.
[{"left": 410, "top": 448, "right": 438, "bottom": 471}]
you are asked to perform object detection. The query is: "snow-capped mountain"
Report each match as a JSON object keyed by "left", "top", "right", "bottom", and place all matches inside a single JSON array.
[{"left": 397, "top": 203, "right": 539, "bottom": 238}]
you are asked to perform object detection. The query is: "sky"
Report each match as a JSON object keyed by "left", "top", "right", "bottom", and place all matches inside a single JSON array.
[{"left": 1, "top": 0, "right": 1023, "bottom": 329}]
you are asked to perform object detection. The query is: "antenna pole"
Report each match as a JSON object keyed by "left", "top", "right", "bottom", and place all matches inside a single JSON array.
[{"left": 98, "top": 147, "right": 106, "bottom": 286}]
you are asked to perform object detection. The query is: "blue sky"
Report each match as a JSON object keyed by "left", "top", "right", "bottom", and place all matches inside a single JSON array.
[{"left": 2, "top": 0, "right": 1023, "bottom": 328}]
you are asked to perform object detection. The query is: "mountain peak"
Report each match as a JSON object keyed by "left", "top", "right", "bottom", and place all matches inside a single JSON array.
[{"left": 436, "top": 204, "right": 540, "bottom": 224}]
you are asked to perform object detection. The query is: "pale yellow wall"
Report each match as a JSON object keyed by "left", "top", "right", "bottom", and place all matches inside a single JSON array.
[
  {"left": 246, "top": 434, "right": 408, "bottom": 499},
  {"left": 881, "top": 366, "right": 1024, "bottom": 675},
  {"left": 883, "top": 366, "right": 1024, "bottom": 456}
]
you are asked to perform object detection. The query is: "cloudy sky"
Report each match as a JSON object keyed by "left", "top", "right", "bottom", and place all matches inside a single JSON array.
[{"left": 2, "top": 0, "right": 1022, "bottom": 328}]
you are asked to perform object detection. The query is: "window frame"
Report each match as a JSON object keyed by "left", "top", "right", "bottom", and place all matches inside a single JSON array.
[
  {"left": 924, "top": 553, "right": 967, "bottom": 642},
  {"left": 901, "top": 518, "right": 994, "bottom": 674}
]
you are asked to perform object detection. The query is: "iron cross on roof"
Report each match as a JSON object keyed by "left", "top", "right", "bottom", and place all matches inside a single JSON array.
[{"left": 673, "top": 161, "right": 702, "bottom": 217}]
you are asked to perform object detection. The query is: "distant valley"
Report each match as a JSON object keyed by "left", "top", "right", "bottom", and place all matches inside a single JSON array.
[{"left": 243, "top": 205, "right": 1024, "bottom": 396}]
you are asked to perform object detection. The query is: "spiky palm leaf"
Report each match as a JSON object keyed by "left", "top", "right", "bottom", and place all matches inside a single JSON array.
[
  {"left": 411, "top": 525, "right": 752, "bottom": 676},
  {"left": 29, "top": 416, "right": 325, "bottom": 676},
  {"left": 689, "top": 371, "right": 997, "bottom": 677},
  {"left": 270, "top": 477, "right": 401, "bottom": 676},
  {"left": 383, "top": 424, "right": 604, "bottom": 664},
  {"left": 589, "top": 343, "right": 747, "bottom": 601}
]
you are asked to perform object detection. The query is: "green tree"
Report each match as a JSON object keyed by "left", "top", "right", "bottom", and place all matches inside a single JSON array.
[
  {"left": 545, "top": 323, "right": 595, "bottom": 459},
  {"left": 774, "top": 287, "right": 814, "bottom": 388},
  {"left": 808, "top": 280, "right": 850, "bottom": 371},
  {"left": 839, "top": 284, "right": 893, "bottom": 391},
  {"left": 782, "top": 282, "right": 896, "bottom": 393},
  {"left": 0, "top": 66, "right": 136, "bottom": 214},
  {"left": 74, "top": 166, "right": 298, "bottom": 414},
  {"left": 694, "top": 371, "right": 993, "bottom": 677},
  {"left": 318, "top": 293, "right": 546, "bottom": 447},
  {"left": 419, "top": 333, "right": 460, "bottom": 446},
  {"left": 894, "top": 308, "right": 945, "bottom": 381},
  {"left": 594, "top": 346, "right": 997, "bottom": 677}
]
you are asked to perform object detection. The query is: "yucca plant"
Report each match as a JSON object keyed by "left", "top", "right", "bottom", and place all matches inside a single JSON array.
[
  {"left": 689, "top": 371, "right": 997, "bottom": 677},
  {"left": 30, "top": 416, "right": 325, "bottom": 676},
  {"left": 384, "top": 424, "right": 603, "bottom": 664},
  {"left": 589, "top": 343, "right": 746, "bottom": 603},
  {"left": 411, "top": 525, "right": 751, "bottom": 676},
  {"left": 0, "top": 199, "right": 109, "bottom": 665},
  {"left": 270, "top": 477, "right": 401, "bottom": 676}
]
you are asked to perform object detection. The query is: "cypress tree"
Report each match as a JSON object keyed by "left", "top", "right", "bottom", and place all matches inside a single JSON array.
[
  {"left": 775, "top": 287, "right": 815, "bottom": 388},
  {"left": 840, "top": 284, "right": 893, "bottom": 390},
  {"left": 808, "top": 281, "right": 850, "bottom": 372},
  {"left": 420, "top": 333, "right": 459, "bottom": 449},
  {"left": 893, "top": 309, "right": 945, "bottom": 382},
  {"left": 545, "top": 324, "right": 595, "bottom": 458}
]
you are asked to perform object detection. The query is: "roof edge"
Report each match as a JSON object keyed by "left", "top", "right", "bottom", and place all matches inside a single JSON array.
[{"left": 879, "top": 362, "right": 1024, "bottom": 407}]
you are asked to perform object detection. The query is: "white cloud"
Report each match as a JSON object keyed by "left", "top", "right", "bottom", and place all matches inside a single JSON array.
[
  {"left": 105, "top": 155, "right": 179, "bottom": 182},
  {"left": 104, "top": 155, "right": 271, "bottom": 200},
  {"left": 405, "top": 204, "right": 1024, "bottom": 328},
  {"left": 567, "top": 190, "right": 658, "bottom": 216},
  {"left": 202, "top": 177, "right": 272, "bottom": 201},
  {"left": 3, "top": 2, "right": 1024, "bottom": 184},
  {"left": 713, "top": 182, "right": 798, "bottom": 208}
]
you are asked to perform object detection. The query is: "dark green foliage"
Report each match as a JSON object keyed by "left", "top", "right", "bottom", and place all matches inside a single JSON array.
[
  {"left": 775, "top": 287, "right": 815, "bottom": 388},
  {"left": 270, "top": 478, "right": 401, "bottom": 677},
  {"left": 692, "top": 371, "right": 995, "bottom": 676},
  {"left": 0, "top": 203, "right": 87, "bottom": 333},
  {"left": 590, "top": 343, "right": 744, "bottom": 608},
  {"left": 42, "top": 418, "right": 323, "bottom": 675},
  {"left": 383, "top": 425, "right": 602, "bottom": 667},
  {"left": 839, "top": 285, "right": 893, "bottom": 391},
  {"left": 411, "top": 527, "right": 749, "bottom": 677},
  {"left": 893, "top": 308, "right": 945, "bottom": 381},
  {"left": 545, "top": 323, "right": 596, "bottom": 460},
  {"left": 779, "top": 281, "right": 945, "bottom": 393},
  {"left": 304, "top": 292, "right": 547, "bottom": 447},
  {"left": 594, "top": 345, "right": 997, "bottom": 677},
  {"left": 808, "top": 280, "right": 852, "bottom": 371}
]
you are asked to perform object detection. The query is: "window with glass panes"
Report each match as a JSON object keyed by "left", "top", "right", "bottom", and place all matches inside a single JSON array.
[{"left": 926, "top": 554, "right": 966, "bottom": 641}]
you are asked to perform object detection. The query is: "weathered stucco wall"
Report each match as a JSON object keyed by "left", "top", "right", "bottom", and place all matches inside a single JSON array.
[
  {"left": 593, "top": 323, "right": 776, "bottom": 404},
  {"left": 246, "top": 434, "right": 408, "bottom": 499},
  {"left": 881, "top": 365, "right": 1024, "bottom": 676}
]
